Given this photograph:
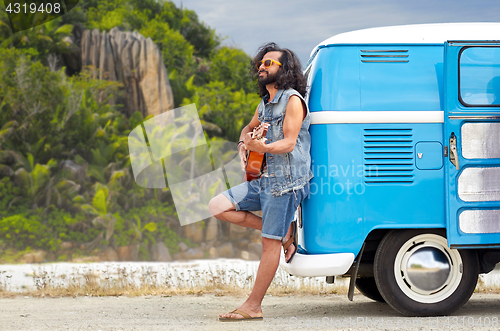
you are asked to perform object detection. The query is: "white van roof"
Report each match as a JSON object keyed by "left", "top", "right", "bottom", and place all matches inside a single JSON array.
[{"left": 311, "top": 23, "right": 500, "bottom": 58}]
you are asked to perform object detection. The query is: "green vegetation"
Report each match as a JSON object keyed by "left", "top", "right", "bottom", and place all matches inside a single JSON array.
[{"left": 0, "top": 0, "right": 260, "bottom": 262}]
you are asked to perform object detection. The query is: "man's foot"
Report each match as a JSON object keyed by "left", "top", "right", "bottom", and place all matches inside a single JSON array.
[
  {"left": 283, "top": 221, "right": 297, "bottom": 263},
  {"left": 283, "top": 241, "right": 295, "bottom": 263},
  {"left": 219, "top": 303, "right": 262, "bottom": 321}
]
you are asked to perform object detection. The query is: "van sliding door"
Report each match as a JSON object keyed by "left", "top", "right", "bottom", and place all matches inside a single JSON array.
[{"left": 444, "top": 41, "right": 500, "bottom": 247}]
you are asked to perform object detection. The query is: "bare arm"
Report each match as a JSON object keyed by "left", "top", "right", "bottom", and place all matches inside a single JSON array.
[
  {"left": 245, "top": 95, "right": 306, "bottom": 154},
  {"left": 239, "top": 106, "right": 261, "bottom": 142},
  {"left": 237, "top": 106, "right": 261, "bottom": 170}
]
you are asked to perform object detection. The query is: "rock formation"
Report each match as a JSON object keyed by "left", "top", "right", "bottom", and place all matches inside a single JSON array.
[{"left": 64, "top": 25, "right": 174, "bottom": 118}]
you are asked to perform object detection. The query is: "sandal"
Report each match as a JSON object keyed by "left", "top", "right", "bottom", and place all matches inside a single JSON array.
[
  {"left": 219, "top": 309, "right": 263, "bottom": 322},
  {"left": 282, "top": 221, "right": 297, "bottom": 264}
]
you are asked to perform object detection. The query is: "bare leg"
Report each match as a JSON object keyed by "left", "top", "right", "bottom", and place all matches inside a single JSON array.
[
  {"left": 208, "top": 194, "right": 263, "bottom": 230},
  {"left": 210, "top": 194, "right": 296, "bottom": 261},
  {"left": 219, "top": 237, "right": 281, "bottom": 319},
  {"left": 283, "top": 222, "right": 296, "bottom": 262}
]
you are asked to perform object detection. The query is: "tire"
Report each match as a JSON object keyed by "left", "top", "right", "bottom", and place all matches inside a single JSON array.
[
  {"left": 374, "top": 229, "right": 479, "bottom": 316},
  {"left": 355, "top": 277, "right": 385, "bottom": 303}
]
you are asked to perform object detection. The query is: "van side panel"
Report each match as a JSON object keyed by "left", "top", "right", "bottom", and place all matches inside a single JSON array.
[
  {"left": 309, "top": 45, "right": 444, "bottom": 112},
  {"left": 302, "top": 44, "right": 447, "bottom": 255},
  {"left": 302, "top": 123, "right": 446, "bottom": 254},
  {"left": 302, "top": 124, "right": 364, "bottom": 254},
  {"left": 359, "top": 46, "right": 444, "bottom": 111},
  {"left": 308, "top": 47, "right": 361, "bottom": 111}
]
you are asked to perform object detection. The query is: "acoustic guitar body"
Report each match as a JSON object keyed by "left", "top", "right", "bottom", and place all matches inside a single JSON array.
[
  {"left": 243, "top": 151, "right": 265, "bottom": 182},
  {"left": 242, "top": 122, "right": 269, "bottom": 182}
]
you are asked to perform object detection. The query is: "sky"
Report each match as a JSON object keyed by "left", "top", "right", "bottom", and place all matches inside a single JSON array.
[{"left": 172, "top": 0, "right": 500, "bottom": 66}]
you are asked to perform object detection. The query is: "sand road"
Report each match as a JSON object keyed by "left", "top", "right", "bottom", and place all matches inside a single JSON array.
[{"left": 1, "top": 293, "right": 500, "bottom": 330}]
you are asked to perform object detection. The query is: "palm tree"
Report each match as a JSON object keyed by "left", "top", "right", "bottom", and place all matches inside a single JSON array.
[
  {"left": 81, "top": 184, "right": 116, "bottom": 241},
  {"left": 0, "top": 16, "right": 76, "bottom": 67}
]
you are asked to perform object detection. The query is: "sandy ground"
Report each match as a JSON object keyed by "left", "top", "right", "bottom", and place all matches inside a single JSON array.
[{"left": 1, "top": 293, "right": 500, "bottom": 330}]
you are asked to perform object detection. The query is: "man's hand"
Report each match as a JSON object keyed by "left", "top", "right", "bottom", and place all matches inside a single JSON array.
[{"left": 244, "top": 131, "right": 268, "bottom": 153}]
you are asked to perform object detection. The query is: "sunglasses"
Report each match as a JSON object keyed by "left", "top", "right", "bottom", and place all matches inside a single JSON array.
[{"left": 256, "top": 59, "right": 282, "bottom": 69}]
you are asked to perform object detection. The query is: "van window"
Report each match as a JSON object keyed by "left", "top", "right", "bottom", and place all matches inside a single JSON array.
[{"left": 459, "top": 47, "right": 500, "bottom": 107}]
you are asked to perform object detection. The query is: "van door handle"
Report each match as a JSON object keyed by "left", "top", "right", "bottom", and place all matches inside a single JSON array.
[{"left": 449, "top": 132, "right": 459, "bottom": 170}]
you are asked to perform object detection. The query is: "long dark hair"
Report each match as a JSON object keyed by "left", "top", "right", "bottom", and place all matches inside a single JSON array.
[{"left": 251, "top": 42, "right": 307, "bottom": 98}]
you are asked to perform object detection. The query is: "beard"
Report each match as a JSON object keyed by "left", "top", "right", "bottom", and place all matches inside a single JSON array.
[{"left": 258, "top": 70, "right": 277, "bottom": 86}]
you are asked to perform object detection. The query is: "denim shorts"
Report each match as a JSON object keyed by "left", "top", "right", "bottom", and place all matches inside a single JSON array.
[{"left": 222, "top": 176, "right": 309, "bottom": 241}]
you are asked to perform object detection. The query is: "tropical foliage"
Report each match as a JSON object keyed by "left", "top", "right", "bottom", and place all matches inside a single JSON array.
[{"left": 0, "top": 0, "right": 260, "bottom": 261}]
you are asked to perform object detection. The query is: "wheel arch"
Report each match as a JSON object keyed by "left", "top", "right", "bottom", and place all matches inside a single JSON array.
[
  {"left": 347, "top": 227, "right": 489, "bottom": 278},
  {"left": 357, "top": 228, "right": 452, "bottom": 277}
]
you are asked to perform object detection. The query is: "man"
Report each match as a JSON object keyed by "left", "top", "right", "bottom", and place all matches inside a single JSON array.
[{"left": 208, "top": 42, "right": 313, "bottom": 321}]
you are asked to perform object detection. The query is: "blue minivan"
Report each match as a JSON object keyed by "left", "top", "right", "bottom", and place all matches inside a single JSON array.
[{"left": 280, "top": 23, "right": 500, "bottom": 316}]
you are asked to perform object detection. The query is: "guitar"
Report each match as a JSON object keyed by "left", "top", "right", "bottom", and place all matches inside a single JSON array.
[{"left": 243, "top": 123, "right": 269, "bottom": 182}]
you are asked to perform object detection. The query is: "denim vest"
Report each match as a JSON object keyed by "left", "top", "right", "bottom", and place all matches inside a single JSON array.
[{"left": 258, "top": 89, "right": 314, "bottom": 197}]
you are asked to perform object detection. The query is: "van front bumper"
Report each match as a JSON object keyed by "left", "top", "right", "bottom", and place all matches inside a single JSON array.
[{"left": 279, "top": 252, "right": 355, "bottom": 277}]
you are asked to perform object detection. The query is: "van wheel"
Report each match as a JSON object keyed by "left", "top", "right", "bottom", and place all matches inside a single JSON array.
[
  {"left": 374, "top": 230, "right": 479, "bottom": 316},
  {"left": 355, "top": 277, "right": 385, "bottom": 302}
]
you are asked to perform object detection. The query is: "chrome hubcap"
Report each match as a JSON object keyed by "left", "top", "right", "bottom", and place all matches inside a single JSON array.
[
  {"left": 394, "top": 234, "right": 463, "bottom": 303},
  {"left": 404, "top": 246, "right": 451, "bottom": 293}
]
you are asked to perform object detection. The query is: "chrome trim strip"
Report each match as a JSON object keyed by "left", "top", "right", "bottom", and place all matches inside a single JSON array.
[
  {"left": 360, "top": 50, "right": 408, "bottom": 52},
  {"left": 449, "top": 112, "right": 500, "bottom": 114},
  {"left": 361, "top": 60, "right": 409, "bottom": 63},
  {"left": 361, "top": 55, "right": 409, "bottom": 58},
  {"left": 449, "top": 116, "right": 500, "bottom": 119}
]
